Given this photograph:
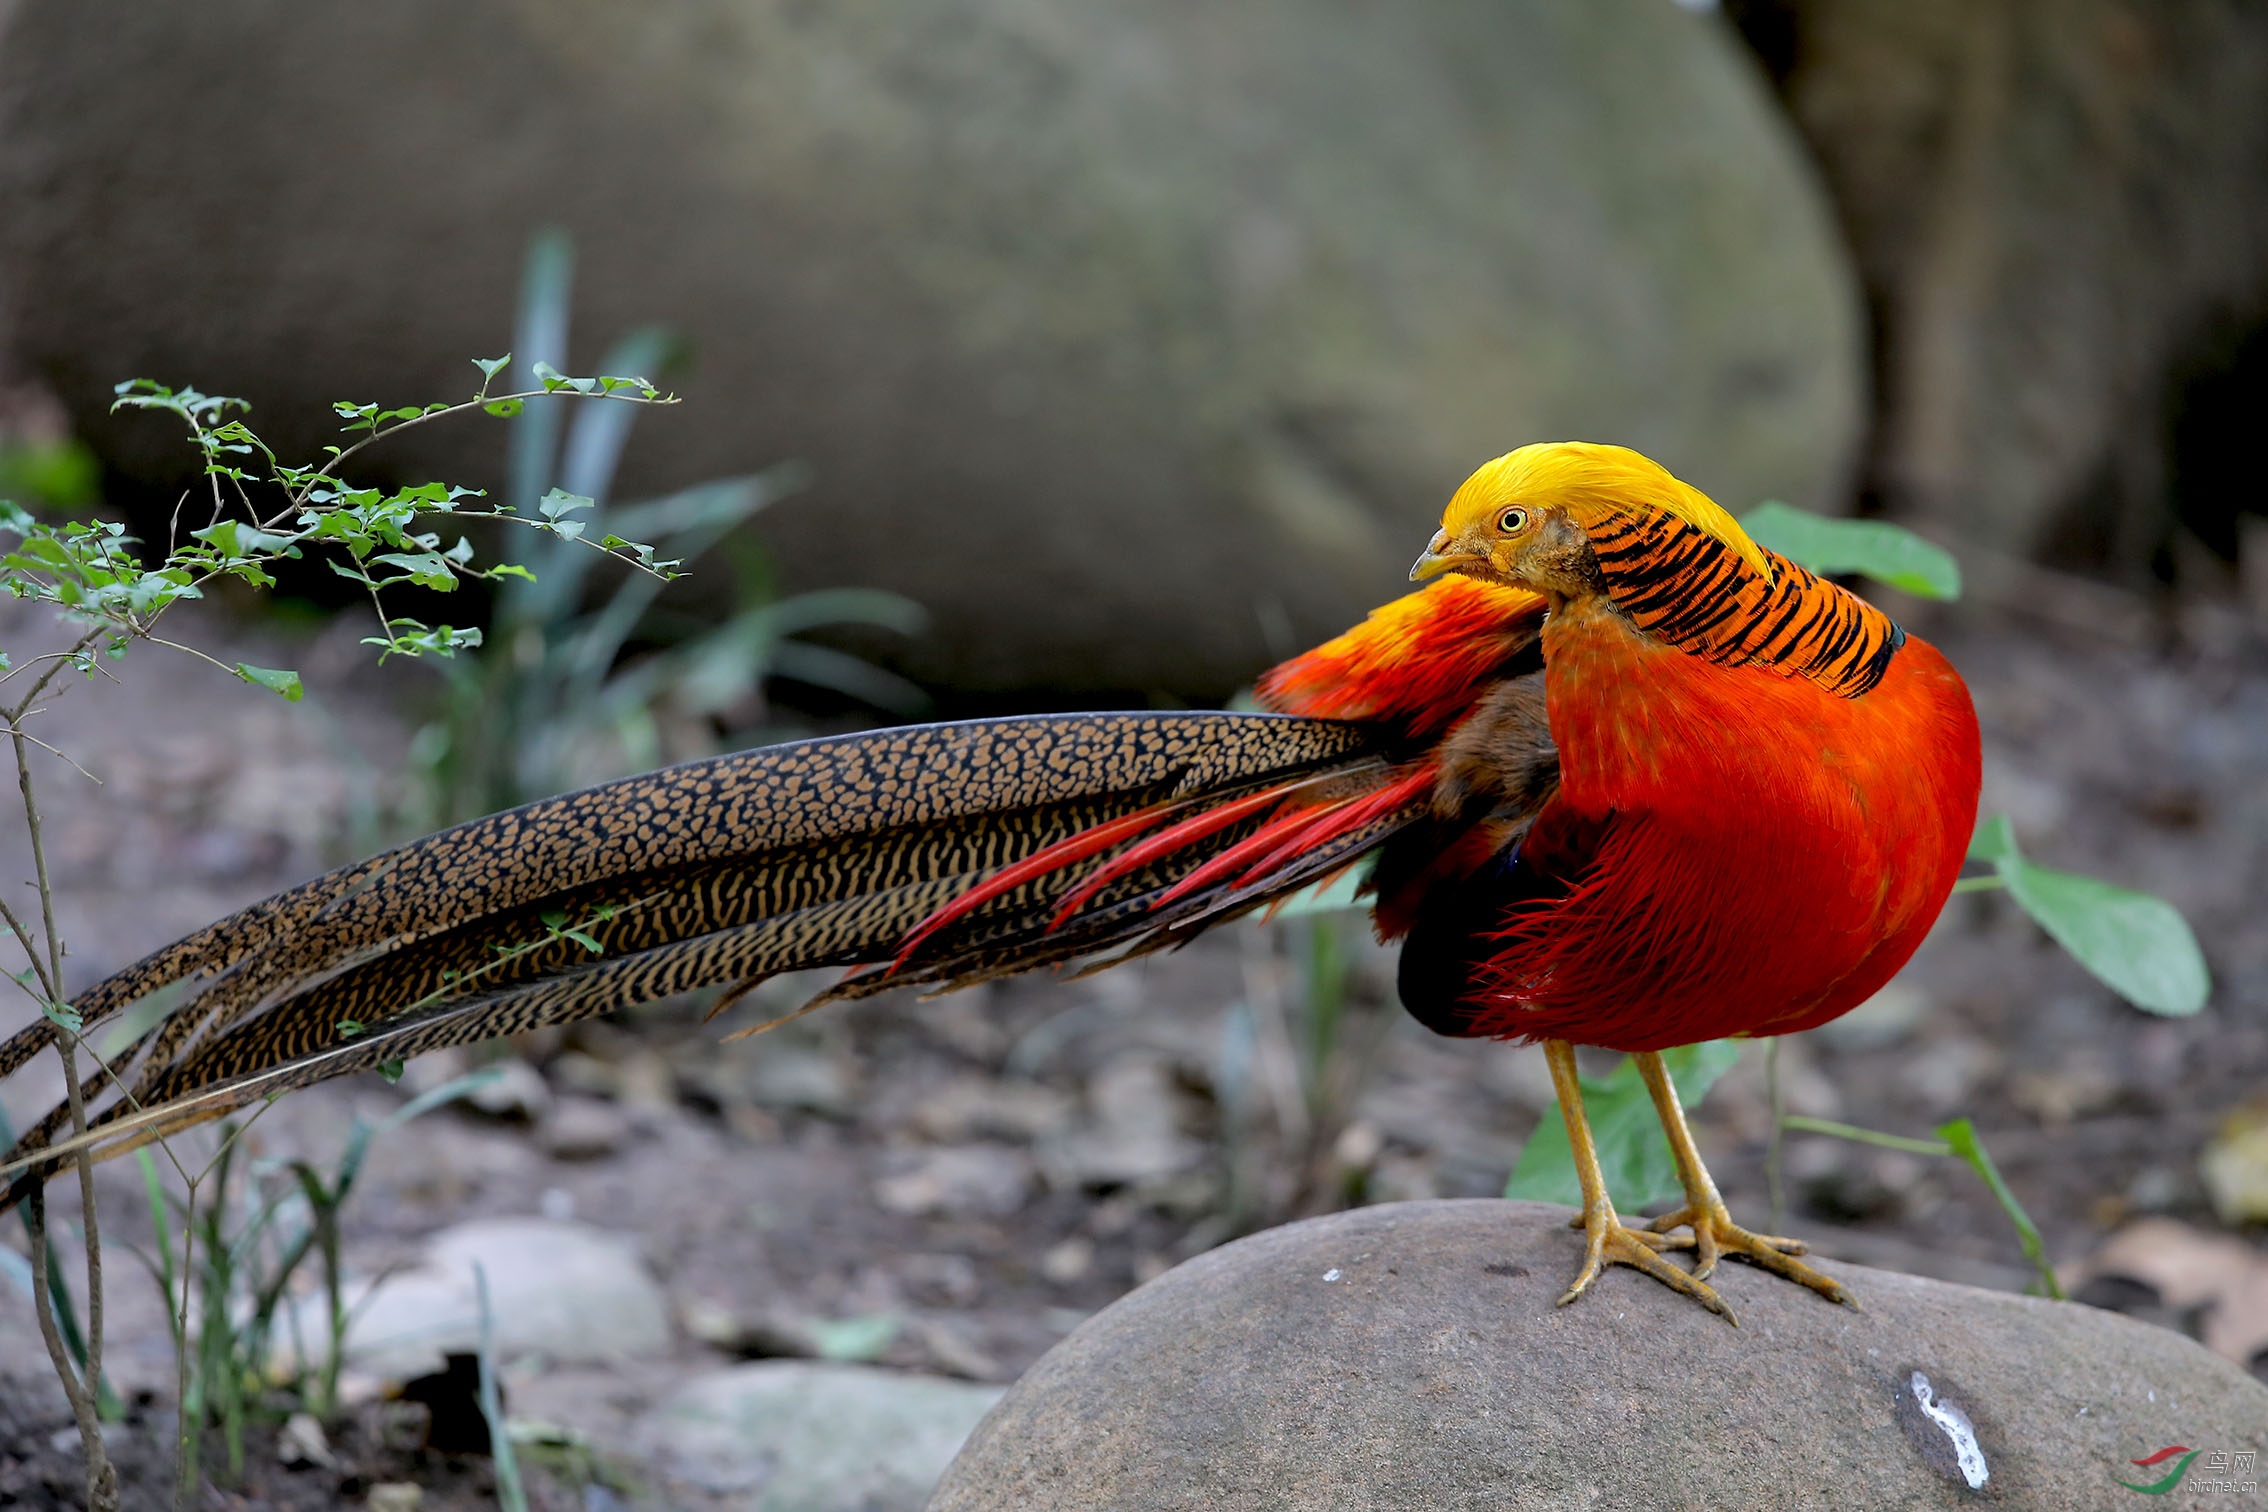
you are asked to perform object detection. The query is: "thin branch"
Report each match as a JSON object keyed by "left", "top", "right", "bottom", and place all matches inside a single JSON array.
[
  {"left": 280, "top": 385, "right": 671, "bottom": 517},
  {"left": 139, "top": 634, "right": 252, "bottom": 685},
  {"left": 0, "top": 629, "right": 103, "bottom": 720},
  {"left": 8, "top": 726, "right": 100, "bottom": 786},
  {"left": 0, "top": 893, "right": 56, "bottom": 1002}
]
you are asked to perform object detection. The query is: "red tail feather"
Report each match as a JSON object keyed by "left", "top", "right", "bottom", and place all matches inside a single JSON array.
[
  {"left": 1041, "top": 783, "right": 1303, "bottom": 929},
  {"left": 889, "top": 801, "right": 1178, "bottom": 967}
]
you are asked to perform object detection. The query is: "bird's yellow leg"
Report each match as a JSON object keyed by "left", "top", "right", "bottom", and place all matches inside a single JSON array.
[
  {"left": 1631, "top": 1050, "right": 1855, "bottom": 1307},
  {"left": 1543, "top": 1039, "right": 1731, "bottom": 1320}
]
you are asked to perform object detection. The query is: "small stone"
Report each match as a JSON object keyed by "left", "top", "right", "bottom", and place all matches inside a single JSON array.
[
  {"left": 1332, "top": 1120, "right": 1383, "bottom": 1172},
  {"left": 274, "top": 1410, "right": 336, "bottom": 1470},
  {"left": 2202, "top": 1101, "right": 2268, "bottom": 1225},
  {"left": 874, "top": 1145, "right": 1035, "bottom": 1218},
  {"left": 465, "top": 1057, "right": 552, "bottom": 1122},
  {"left": 641, "top": 1361, "right": 1003, "bottom": 1507},
  {"left": 282, "top": 1217, "right": 671, "bottom": 1380},
  {"left": 1814, "top": 982, "right": 1931, "bottom": 1049},
  {"left": 912, "top": 1317, "right": 1008, "bottom": 1382},
  {"left": 734, "top": 1043, "right": 854, "bottom": 1117},
  {"left": 910, "top": 1076, "right": 1075, "bottom": 1143},
  {"left": 366, "top": 1485, "right": 422, "bottom": 1512},
  {"left": 681, "top": 1297, "right": 745, "bottom": 1349},
  {"left": 1045, "top": 1056, "right": 1202, "bottom": 1187},
  {"left": 1040, "top": 1237, "right": 1094, "bottom": 1285},
  {"left": 540, "top": 1095, "right": 631, "bottom": 1161},
  {"left": 614, "top": 1050, "right": 678, "bottom": 1113},
  {"left": 1899, "top": 1034, "right": 1997, "bottom": 1113},
  {"left": 2008, "top": 1065, "right": 2120, "bottom": 1128},
  {"left": 899, "top": 1252, "right": 982, "bottom": 1308}
]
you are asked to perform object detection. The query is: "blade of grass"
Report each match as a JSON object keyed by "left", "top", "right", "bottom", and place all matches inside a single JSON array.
[
  {"left": 476, "top": 1261, "right": 529, "bottom": 1512},
  {"left": 1937, "top": 1117, "right": 2062, "bottom": 1299}
]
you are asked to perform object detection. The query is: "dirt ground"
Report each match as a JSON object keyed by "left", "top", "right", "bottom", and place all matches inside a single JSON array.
[{"left": 0, "top": 568, "right": 2264, "bottom": 1508}]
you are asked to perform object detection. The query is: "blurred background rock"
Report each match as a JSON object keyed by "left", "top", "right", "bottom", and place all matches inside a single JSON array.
[{"left": 0, "top": 0, "right": 1864, "bottom": 701}]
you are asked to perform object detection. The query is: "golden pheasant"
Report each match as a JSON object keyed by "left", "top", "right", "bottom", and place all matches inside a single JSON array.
[{"left": 0, "top": 442, "right": 1981, "bottom": 1319}]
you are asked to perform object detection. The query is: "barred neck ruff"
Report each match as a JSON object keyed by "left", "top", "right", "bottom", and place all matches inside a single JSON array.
[{"left": 1585, "top": 511, "right": 1905, "bottom": 698}]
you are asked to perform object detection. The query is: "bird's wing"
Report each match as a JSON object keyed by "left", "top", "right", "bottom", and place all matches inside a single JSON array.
[{"left": 1, "top": 711, "right": 1427, "bottom": 1189}]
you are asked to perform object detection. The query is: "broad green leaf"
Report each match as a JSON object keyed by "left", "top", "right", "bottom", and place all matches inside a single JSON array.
[
  {"left": 474, "top": 354, "right": 512, "bottom": 381},
  {"left": 1966, "top": 813, "right": 2208, "bottom": 1016},
  {"left": 2002, "top": 860, "right": 2208, "bottom": 1016},
  {"left": 39, "top": 997, "right": 83, "bottom": 1035},
  {"left": 1506, "top": 1039, "right": 1743, "bottom": 1208},
  {"left": 484, "top": 398, "right": 524, "bottom": 418},
  {"left": 1966, "top": 813, "right": 2018, "bottom": 865},
  {"left": 1739, "top": 502, "right": 1962, "bottom": 600},
  {"left": 234, "top": 663, "right": 304, "bottom": 702},
  {"left": 191, "top": 519, "right": 296, "bottom": 557},
  {"left": 372, "top": 549, "right": 460, "bottom": 591}
]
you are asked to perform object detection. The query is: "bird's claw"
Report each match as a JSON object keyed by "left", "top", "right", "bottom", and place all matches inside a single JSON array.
[
  {"left": 1642, "top": 1202, "right": 1853, "bottom": 1305},
  {"left": 1557, "top": 1209, "right": 1736, "bottom": 1324}
]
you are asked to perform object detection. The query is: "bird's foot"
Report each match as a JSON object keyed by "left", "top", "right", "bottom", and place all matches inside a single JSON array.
[
  {"left": 1644, "top": 1200, "right": 1855, "bottom": 1307},
  {"left": 1557, "top": 1207, "right": 1735, "bottom": 1322}
]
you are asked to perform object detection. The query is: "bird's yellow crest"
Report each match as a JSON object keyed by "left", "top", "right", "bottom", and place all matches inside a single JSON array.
[{"left": 1443, "top": 442, "right": 1773, "bottom": 581}]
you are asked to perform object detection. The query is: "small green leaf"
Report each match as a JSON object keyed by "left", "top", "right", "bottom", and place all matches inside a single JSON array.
[
  {"left": 1506, "top": 1040, "right": 1743, "bottom": 1208},
  {"left": 234, "top": 663, "right": 304, "bottom": 702},
  {"left": 39, "top": 998, "right": 83, "bottom": 1035},
  {"left": 1739, "top": 502, "right": 1963, "bottom": 600},
  {"left": 484, "top": 398, "right": 524, "bottom": 418},
  {"left": 475, "top": 354, "right": 511, "bottom": 381},
  {"left": 537, "top": 488, "right": 594, "bottom": 521},
  {"left": 378, "top": 1059, "right": 405, "bottom": 1085},
  {"left": 336, "top": 1019, "right": 366, "bottom": 1039}
]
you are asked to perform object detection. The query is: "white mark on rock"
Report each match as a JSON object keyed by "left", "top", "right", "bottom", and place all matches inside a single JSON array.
[
  {"left": 1322, "top": 1268, "right": 1341, "bottom": 1282},
  {"left": 1910, "top": 1372, "right": 1988, "bottom": 1489}
]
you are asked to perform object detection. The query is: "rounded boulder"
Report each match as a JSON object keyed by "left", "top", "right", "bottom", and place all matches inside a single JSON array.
[
  {"left": 930, "top": 1199, "right": 2268, "bottom": 1509},
  {"left": 0, "top": 0, "right": 1860, "bottom": 697}
]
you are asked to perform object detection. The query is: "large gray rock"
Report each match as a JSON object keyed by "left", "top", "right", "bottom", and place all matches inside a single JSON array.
[
  {"left": 931, "top": 1199, "right": 2268, "bottom": 1510},
  {"left": 1754, "top": 0, "right": 2268, "bottom": 562},
  {"left": 0, "top": 0, "right": 1860, "bottom": 697}
]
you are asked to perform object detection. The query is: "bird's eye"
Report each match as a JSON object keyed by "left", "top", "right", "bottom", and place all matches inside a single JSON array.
[{"left": 1498, "top": 507, "right": 1529, "bottom": 534}]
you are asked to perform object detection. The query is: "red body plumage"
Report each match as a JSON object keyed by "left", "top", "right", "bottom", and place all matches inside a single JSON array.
[{"left": 1257, "top": 556, "right": 1980, "bottom": 1054}]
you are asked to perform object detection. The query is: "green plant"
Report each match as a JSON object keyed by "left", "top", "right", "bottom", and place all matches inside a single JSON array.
[
  {"left": 1211, "top": 907, "right": 1398, "bottom": 1235},
  {"left": 129, "top": 1064, "right": 500, "bottom": 1496},
  {"left": 0, "top": 350, "right": 686, "bottom": 1511},
  {"left": 474, "top": 1261, "right": 528, "bottom": 1512},
  {"left": 1769, "top": 1109, "right": 2062, "bottom": 1297},
  {"left": 406, "top": 229, "right": 927, "bottom": 828},
  {"left": 0, "top": 1104, "right": 119, "bottom": 1421}
]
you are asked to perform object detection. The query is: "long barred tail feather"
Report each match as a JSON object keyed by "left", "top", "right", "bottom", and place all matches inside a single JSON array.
[{"left": 1, "top": 711, "right": 1426, "bottom": 1197}]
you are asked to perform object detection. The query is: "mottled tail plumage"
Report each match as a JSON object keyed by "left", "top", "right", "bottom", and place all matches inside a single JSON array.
[{"left": 0, "top": 712, "right": 1428, "bottom": 1197}]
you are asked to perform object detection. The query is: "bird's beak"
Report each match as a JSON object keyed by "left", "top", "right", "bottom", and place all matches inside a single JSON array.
[{"left": 1409, "top": 529, "right": 1482, "bottom": 583}]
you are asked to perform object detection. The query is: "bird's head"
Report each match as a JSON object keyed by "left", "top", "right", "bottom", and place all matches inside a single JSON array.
[{"left": 1409, "top": 441, "right": 1771, "bottom": 603}]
